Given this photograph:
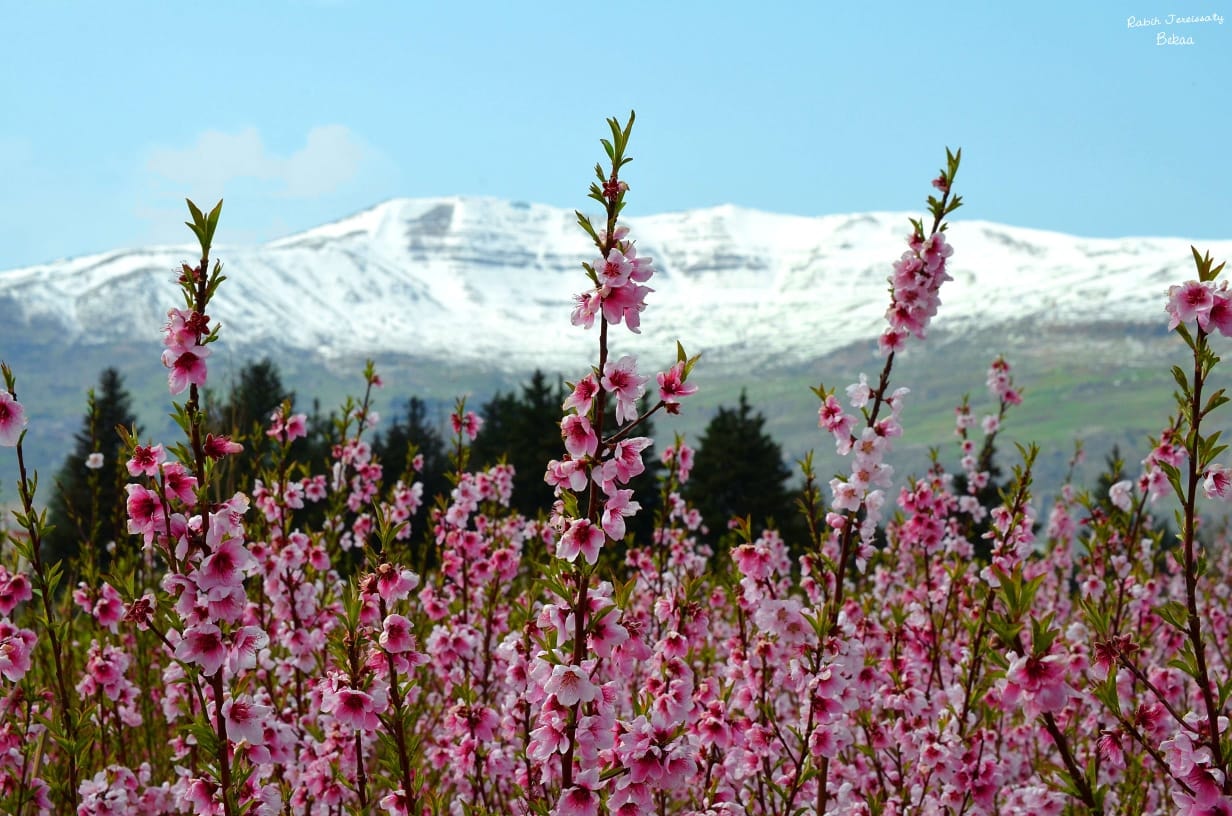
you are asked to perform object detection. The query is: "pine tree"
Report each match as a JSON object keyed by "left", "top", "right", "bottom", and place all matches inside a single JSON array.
[
  {"left": 470, "top": 370, "right": 567, "bottom": 518},
  {"left": 684, "top": 389, "right": 794, "bottom": 545},
  {"left": 206, "top": 358, "right": 302, "bottom": 497},
  {"left": 45, "top": 368, "right": 140, "bottom": 571},
  {"left": 214, "top": 357, "right": 293, "bottom": 441},
  {"left": 598, "top": 392, "right": 663, "bottom": 547},
  {"left": 373, "top": 395, "right": 450, "bottom": 528}
]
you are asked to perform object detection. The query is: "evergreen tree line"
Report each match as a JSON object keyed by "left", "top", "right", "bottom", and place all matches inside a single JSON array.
[{"left": 46, "top": 361, "right": 812, "bottom": 572}]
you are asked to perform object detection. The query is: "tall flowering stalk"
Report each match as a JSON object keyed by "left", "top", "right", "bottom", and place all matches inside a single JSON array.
[
  {"left": 814, "top": 148, "right": 962, "bottom": 634},
  {"left": 535, "top": 111, "right": 699, "bottom": 813},
  {"left": 1063, "top": 250, "right": 1232, "bottom": 813},
  {"left": 0, "top": 363, "right": 63, "bottom": 813},
  {"left": 12, "top": 114, "right": 1232, "bottom": 816},
  {"left": 1160, "top": 251, "right": 1231, "bottom": 798},
  {"left": 124, "top": 200, "right": 274, "bottom": 816},
  {"left": 790, "top": 149, "right": 963, "bottom": 812}
]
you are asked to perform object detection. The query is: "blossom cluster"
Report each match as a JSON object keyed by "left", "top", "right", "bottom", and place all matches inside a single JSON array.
[
  {"left": 880, "top": 230, "right": 954, "bottom": 353},
  {"left": 570, "top": 227, "right": 655, "bottom": 334},
  {"left": 6, "top": 138, "right": 1232, "bottom": 816}
]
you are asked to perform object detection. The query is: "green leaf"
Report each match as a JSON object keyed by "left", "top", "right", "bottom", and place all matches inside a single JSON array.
[
  {"left": 206, "top": 198, "right": 223, "bottom": 235},
  {"left": 1171, "top": 365, "right": 1190, "bottom": 394},
  {"left": 185, "top": 198, "right": 205, "bottom": 225},
  {"left": 1202, "top": 389, "right": 1229, "bottom": 418}
]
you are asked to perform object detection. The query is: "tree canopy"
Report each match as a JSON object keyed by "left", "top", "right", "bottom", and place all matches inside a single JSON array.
[
  {"left": 683, "top": 389, "right": 794, "bottom": 545},
  {"left": 45, "top": 368, "right": 140, "bottom": 571}
]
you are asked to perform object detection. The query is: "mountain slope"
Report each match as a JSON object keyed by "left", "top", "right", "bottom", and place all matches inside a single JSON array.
[
  {"left": 3, "top": 197, "right": 1224, "bottom": 371},
  {"left": 1, "top": 196, "right": 1228, "bottom": 494}
]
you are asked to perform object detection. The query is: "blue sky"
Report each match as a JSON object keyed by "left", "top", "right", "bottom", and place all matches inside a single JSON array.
[{"left": 1, "top": 1, "right": 1228, "bottom": 269}]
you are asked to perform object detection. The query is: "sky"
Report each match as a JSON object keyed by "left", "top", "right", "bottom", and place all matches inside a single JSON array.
[{"left": 1, "top": 1, "right": 1229, "bottom": 270}]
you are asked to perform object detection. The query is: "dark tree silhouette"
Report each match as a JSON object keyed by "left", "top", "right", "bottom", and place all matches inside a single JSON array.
[
  {"left": 45, "top": 368, "right": 140, "bottom": 571},
  {"left": 684, "top": 389, "right": 794, "bottom": 546},
  {"left": 470, "top": 370, "right": 569, "bottom": 519},
  {"left": 373, "top": 395, "right": 450, "bottom": 531},
  {"left": 213, "top": 357, "right": 294, "bottom": 441}
]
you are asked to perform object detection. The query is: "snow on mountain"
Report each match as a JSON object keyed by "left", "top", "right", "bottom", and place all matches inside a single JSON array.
[{"left": 1, "top": 197, "right": 1227, "bottom": 373}]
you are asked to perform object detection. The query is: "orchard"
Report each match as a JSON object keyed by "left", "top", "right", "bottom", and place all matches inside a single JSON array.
[{"left": 1, "top": 113, "right": 1230, "bottom": 815}]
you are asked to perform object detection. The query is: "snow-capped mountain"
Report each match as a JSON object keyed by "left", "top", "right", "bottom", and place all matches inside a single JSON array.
[{"left": 2, "top": 197, "right": 1225, "bottom": 373}]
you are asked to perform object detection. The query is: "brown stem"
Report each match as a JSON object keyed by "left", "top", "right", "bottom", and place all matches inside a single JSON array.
[
  {"left": 1040, "top": 711, "right": 1101, "bottom": 813},
  {"left": 207, "top": 671, "right": 236, "bottom": 816},
  {"left": 1179, "top": 333, "right": 1227, "bottom": 784},
  {"left": 13, "top": 440, "right": 80, "bottom": 811}
]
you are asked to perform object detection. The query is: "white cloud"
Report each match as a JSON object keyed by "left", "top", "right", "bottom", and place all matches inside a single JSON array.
[{"left": 145, "top": 125, "right": 371, "bottom": 199}]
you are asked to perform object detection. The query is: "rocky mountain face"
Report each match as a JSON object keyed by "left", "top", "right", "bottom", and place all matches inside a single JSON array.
[
  {"left": 1, "top": 196, "right": 1228, "bottom": 491},
  {"left": 4, "top": 196, "right": 1222, "bottom": 368}
]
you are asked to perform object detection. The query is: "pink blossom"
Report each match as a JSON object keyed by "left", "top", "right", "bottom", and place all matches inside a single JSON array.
[
  {"left": 0, "top": 567, "right": 32, "bottom": 615},
  {"left": 829, "top": 477, "right": 863, "bottom": 512},
  {"left": 657, "top": 361, "right": 697, "bottom": 406},
  {"left": 529, "top": 709, "right": 569, "bottom": 761},
  {"left": 376, "top": 565, "right": 419, "bottom": 602},
  {"left": 0, "top": 391, "right": 27, "bottom": 446},
  {"left": 571, "top": 290, "right": 602, "bottom": 329},
  {"left": 562, "top": 414, "right": 599, "bottom": 459},
  {"left": 601, "top": 281, "right": 653, "bottom": 333},
  {"left": 197, "top": 537, "right": 255, "bottom": 592},
  {"left": 846, "top": 374, "right": 872, "bottom": 408},
  {"left": 544, "top": 663, "right": 599, "bottom": 707},
  {"left": 325, "top": 686, "right": 383, "bottom": 731},
  {"left": 546, "top": 458, "right": 590, "bottom": 493},
  {"left": 563, "top": 373, "right": 599, "bottom": 416},
  {"left": 555, "top": 768, "right": 601, "bottom": 816},
  {"left": 267, "top": 408, "right": 308, "bottom": 442},
  {"left": 0, "top": 620, "right": 37, "bottom": 681},
  {"left": 125, "top": 483, "right": 165, "bottom": 541},
  {"left": 163, "top": 307, "right": 202, "bottom": 352},
  {"left": 174, "top": 623, "right": 228, "bottom": 676},
  {"left": 162, "top": 345, "right": 210, "bottom": 395},
  {"left": 609, "top": 437, "right": 651, "bottom": 484},
  {"left": 1203, "top": 464, "right": 1232, "bottom": 501},
  {"left": 183, "top": 777, "right": 217, "bottom": 813},
  {"left": 380, "top": 614, "right": 416, "bottom": 653},
  {"left": 85, "top": 451, "right": 104, "bottom": 469},
  {"left": 675, "top": 443, "right": 694, "bottom": 482},
  {"left": 229, "top": 626, "right": 268, "bottom": 673},
  {"left": 818, "top": 394, "right": 852, "bottom": 435},
  {"left": 162, "top": 462, "right": 198, "bottom": 506},
  {"left": 588, "top": 607, "right": 628, "bottom": 658},
  {"left": 1166, "top": 280, "right": 1215, "bottom": 331},
  {"left": 879, "top": 328, "right": 908, "bottom": 354},
  {"left": 557, "top": 518, "right": 605, "bottom": 565},
  {"left": 91, "top": 582, "right": 126, "bottom": 630},
  {"left": 596, "top": 247, "right": 634, "bottom": 291},
  {"left": 449, "top": 410, "right": 483, "bottom": 441},
  {"left": 379, "top": 790, "right": 409, "bottom": 816},
  {"left": 1002, "top": 651, "right": 1070, "bottom": 716},
  {"left": 602, "top": 355, "right": 648, "bottom": 425},
  {"left": 601, "top": 489, "right": 640, "bottom": 540},
  {"left": 223, "top": 696, "right": 271, "bottom": 745},
  {"left": 884, "top": 231, "right": 953, "bottom": 343},
  {"left": 127, "top": 443, "right": 166, "bottom": 477},
  {"left": 1108, "top": 479, "right": 1134, "bottom": 511},
  {"left": 921, "top": 231, "right": 954, "bottom": 270},
  {"left": 1209, "top": 288, "right": 1232, "bottom": 337}
]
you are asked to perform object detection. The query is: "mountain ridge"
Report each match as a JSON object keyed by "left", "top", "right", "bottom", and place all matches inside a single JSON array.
[
  {"left": 3, "top": 195, "right": 1227, "bottom": 374},
  {"left": 2, "top": 195, "right": 1230, "bottom": 500}
]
